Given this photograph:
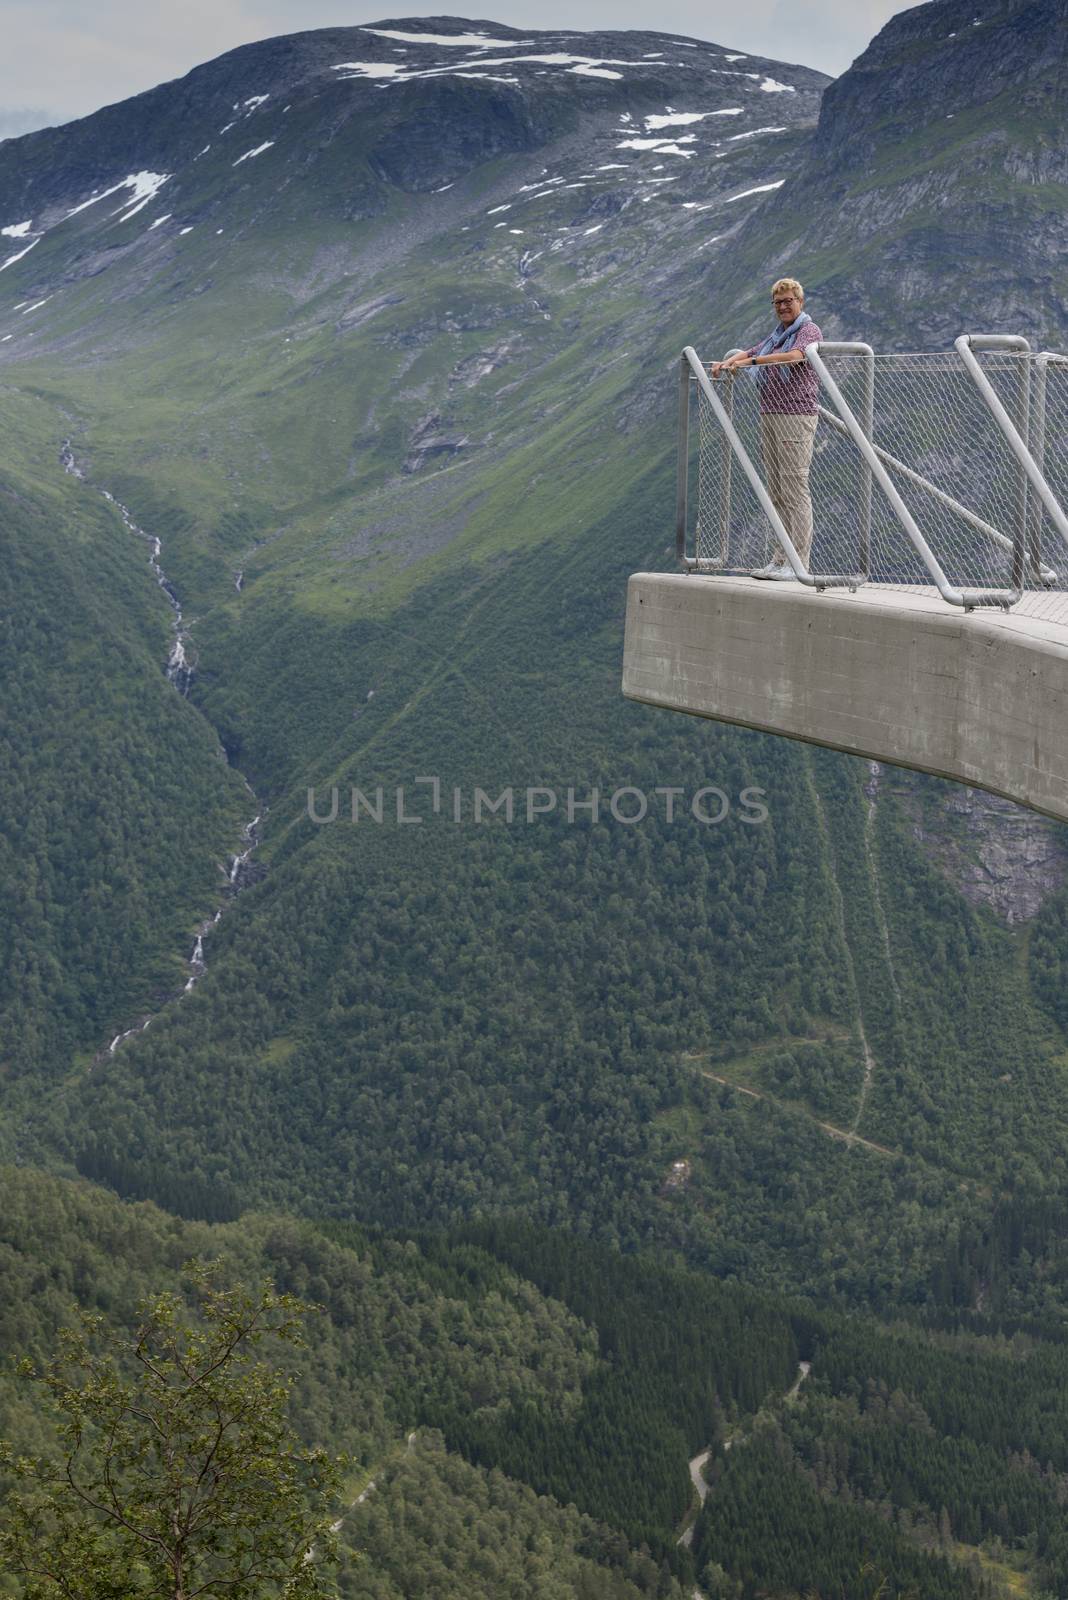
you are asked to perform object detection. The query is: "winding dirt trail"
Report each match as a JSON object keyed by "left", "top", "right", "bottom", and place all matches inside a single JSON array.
[
  {"left": 678, "top": 1362, "right": 812, "bottom": 1597},
  {"left": 694, "top": 1067, "right": 895, "bottom": 1158},
  {"left": 810, "top": 783, "right": 878, "bottom": 1140}
]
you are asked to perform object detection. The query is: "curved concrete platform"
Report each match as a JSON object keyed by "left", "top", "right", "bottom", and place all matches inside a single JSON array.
[{"left": 622, "top": 574, "right": 1068, "bottom": 824}]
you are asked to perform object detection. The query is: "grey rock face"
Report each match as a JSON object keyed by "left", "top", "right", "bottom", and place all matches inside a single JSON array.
[
  {"left": 715, "top": 0, "right": 1068, "bottom": 351},
  {"left": 404, "top": 411, "right": 469, "bottom": 471},
  {"left": 368, "top": 80, "right": 545, "bottom": 192},
  {"left": 814, "top": 0, "right": 1066, "bottom": 176},
  {"left": 893, "top": 772, "right": 1068, "bottom": 923}
]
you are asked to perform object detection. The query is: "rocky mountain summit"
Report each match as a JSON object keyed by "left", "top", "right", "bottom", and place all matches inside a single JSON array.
[{"left": 0, "top": 18, "right": 825, "bottom": 340}]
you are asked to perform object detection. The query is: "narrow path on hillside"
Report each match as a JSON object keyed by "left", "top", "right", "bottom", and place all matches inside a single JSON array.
[
  {"left": 678, "top": 1361, "right": 812, "bottom": 1597},
  {"left": 863, "top": 763, "right": 902, "bottom": 1010},
  {"left": 60, "top": 441, "right": 265, "bottom": 1060},
  {"left": 810, "top": 780, "right": 878, "bottom": 1140},
  {"left": 692, "top": 1065, "right": 895, "bottom": 1158},
  {"left": 323, "top": 1431, "right": 418, "bottom": 1551}
]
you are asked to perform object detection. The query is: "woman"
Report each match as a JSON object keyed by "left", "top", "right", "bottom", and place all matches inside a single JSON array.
[{"left": 711, "top": 277, "right": 822, "bottom": 579}]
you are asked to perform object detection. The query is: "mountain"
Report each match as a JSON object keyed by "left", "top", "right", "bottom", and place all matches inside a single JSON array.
[
  {"left": 2, "top": 6, "right": 1068, "bottom": 1319},
  {"left": 7, "top": 10, "right": 1068, "bottom": 1596},
  {"left": 709, "top": 0, "right": 1068, "bottom": 346}
]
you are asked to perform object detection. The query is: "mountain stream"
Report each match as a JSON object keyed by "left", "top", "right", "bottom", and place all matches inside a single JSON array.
[{"left": 60, "top": 441, "right": 263, "bottom": 1056}]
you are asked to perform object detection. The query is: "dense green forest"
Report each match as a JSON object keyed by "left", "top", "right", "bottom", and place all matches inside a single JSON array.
[
  {"left": 26, "top": 501, "right": 1068, "bottom": 1320},
  {"left": 9, "top": 1174, "right": 1068, "bottom": 1597}
]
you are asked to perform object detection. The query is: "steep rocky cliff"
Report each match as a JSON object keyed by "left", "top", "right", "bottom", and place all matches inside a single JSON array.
[
  {"left": 710, "top": 0, "right": 1068, "bottom": 348},
  {"left": 877, "top": 766, "right": 1068, "bottom": 923}
]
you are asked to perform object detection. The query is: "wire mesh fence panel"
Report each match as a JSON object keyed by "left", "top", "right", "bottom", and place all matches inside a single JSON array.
[
  {"left": 695, "top": 360, "right": 873, "bottom": 579},
  {"left": 862, "top": 351, "right": 1033, "bottom": 596},
  {"left": 687, "top": 345, "right": 1068, "bottom": 609},
  {"left": 695, "top": 369, "right": 770, "bottom": 571}
]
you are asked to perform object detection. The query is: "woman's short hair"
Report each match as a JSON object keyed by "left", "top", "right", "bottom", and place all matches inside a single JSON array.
[{"left": 770, "top": 277, "right": 804, "bottom": 302}]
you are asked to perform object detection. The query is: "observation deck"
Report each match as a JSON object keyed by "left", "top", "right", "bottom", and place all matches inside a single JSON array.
[{"left": 623, "top": 336, "right": 1068, "bottom": 822}]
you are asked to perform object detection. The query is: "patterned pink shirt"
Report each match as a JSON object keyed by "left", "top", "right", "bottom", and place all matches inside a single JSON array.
[{"left": 746, "top": 320, "right": 822, "bottom": 415}]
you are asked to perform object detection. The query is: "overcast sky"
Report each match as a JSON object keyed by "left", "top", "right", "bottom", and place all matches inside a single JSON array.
[{"left": 0, "top": 0, "right": 924, "bottom": 135}]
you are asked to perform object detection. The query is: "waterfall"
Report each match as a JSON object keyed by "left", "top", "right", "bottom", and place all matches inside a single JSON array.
[
  {"left": 228, "top": 814, "right": 261, "bottom": 887},
  {"left": 62, "top": 440, "right": 265, "bottom": 1061}
]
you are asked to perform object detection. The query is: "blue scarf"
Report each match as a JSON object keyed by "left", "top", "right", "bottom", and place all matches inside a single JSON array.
[
  {"left": 756, "top": 310, "right": 811, "bottom": 358},
  {"left": 754, "top": 310, "right": 811, "bottom": 391}
]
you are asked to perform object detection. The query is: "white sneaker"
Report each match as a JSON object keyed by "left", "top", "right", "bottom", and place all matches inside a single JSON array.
[{"left": 751, "top": 561, "right": 796, "bottom": 580}]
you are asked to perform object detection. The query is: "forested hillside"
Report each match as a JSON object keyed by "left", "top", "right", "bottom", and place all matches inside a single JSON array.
[
  {"left": 2, "top": 2, "right": 1068, "bottom": 1594},
  {"left": 0, "top": 393, "right": 248, "bottom": 1104},
  {"left": 9, "top": 1173, "right": 1068, "bottom": 1597}
]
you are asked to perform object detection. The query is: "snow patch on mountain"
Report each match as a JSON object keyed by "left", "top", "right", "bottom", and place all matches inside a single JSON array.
[
  {"left": 1, "top": 220, "right": 32, "bottom": 238},
  {"left": 617, "top": 137, "right": 696, "bottom": 156},
  {"left": 360, "top": 27, "right": 529, "bottom": 47},
  {"left": 66, "top": 172, "right": 171, "bottom": 225},
  {"left": 644, "top": 111, "right": 712, "bottom": 129},
  {"left": 234, "top": 142, "right": 275, "bottom": 166},
  {"left": 726, "top": 179, "right": 785, "bottom": 201},
  {"left": 0, "top": 237, "right": 39, "bottom": 272},
  {"left": 727, "top": 125, "right": 787, "bottom": 140},
  {"left": 333, "top": 50, "right": 690, "bottom": 88},
  {"left": 117, "top": 173, "right": 172, "bottom": 221},
  {"left": 332, "top": 62, "right": 407, "bottom": 79}
]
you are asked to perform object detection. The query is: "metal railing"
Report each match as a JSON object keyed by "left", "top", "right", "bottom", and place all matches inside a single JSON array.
[{"left": 677, "top": 335, "right": 1068, "bottom": 612}]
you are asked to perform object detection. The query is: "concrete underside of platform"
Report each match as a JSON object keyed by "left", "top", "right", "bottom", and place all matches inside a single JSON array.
[{"left": 622, "top": 574, "right": 1068, "bottom": 824}]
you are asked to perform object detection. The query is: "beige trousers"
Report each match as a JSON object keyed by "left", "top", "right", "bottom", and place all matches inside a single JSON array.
[{"left": 760, "top": 411, "right": 818, "bottom": 566}]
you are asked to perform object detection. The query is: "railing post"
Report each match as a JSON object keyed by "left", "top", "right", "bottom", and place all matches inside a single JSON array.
[
  {"left": 814, "top": 342, "right": 875, "bottom": 580},
  {"left": 676, "top": 354, "right": 690, "bottom": 565},
  {"left": 860, "top": 350, "right": 874, "bottom": 579},
  {"left": 1030, "top": 355, "right": 1049, "bottom": 581},
  {"left": 956, "top": 335, "right": 1068, "bottom": 558},
  {"left": 1015, "top": 348, "right": 1030, "bottom": 592},
  {"left": 720, "top": 354, "right": 745, "bottom": 567}
]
